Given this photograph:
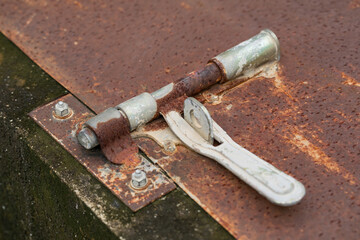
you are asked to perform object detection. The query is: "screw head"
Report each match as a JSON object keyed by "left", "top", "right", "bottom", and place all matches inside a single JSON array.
[
  {"left": 54, "top": 101, "right": 70, "bottom": 118},
  {"left": 131, "top": 169, "right": 148, "bottom": 189}
]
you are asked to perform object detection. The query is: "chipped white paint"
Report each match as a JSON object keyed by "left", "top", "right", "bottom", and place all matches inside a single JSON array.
[
  {"left": 132, "top": 125, "right": 182, "bottom": 148},
  {"left": 98, "top": 164, "right": 125, "bottom": 181},
  {"left": 70, "top": 123, "right": 80, "bottom": 138}
]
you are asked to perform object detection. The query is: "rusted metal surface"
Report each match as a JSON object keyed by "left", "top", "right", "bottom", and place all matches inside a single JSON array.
[
  {"left": 1, "top": 0, "right": 359, "bottom": 238},
  {"left": 77, "top": 30, "right": 278, "bottom": 156},
  {"left": 0, "top": 1, "right": 359, "bottom": 114},
  {"left": 137, "top": 69, "right": 360, "bottom": 238},
  {"left": 29, "top": 94, "right": 176, "bottom": 212}
]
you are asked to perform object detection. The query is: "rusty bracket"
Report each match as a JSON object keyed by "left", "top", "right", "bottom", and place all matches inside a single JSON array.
[{"left": 29, "top": 94, "right": 176, "bottom": 212}]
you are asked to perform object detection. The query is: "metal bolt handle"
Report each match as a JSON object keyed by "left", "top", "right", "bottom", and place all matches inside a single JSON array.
[
  {"left": 163, "top": 98, "right": 305, "bottom": 206},
  {"left": 77, "top": 29, "right": 281, "bottom": 150}
]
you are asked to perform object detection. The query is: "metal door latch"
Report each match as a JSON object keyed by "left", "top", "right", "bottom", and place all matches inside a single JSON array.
[
  {"left": 163, "top": 97, "right": 305, "bottom": 206},
  {"left": 76, "top": 29, "right": 306, "bottom": 205}
]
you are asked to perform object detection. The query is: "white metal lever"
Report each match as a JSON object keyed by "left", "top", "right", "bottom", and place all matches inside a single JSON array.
[{"left": 162, "top": 97, "right": 305, "bottom": 206}]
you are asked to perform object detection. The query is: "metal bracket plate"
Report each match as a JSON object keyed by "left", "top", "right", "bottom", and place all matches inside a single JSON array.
[{"left": 29, "top": 94, "right": 176, "bottom": 212}]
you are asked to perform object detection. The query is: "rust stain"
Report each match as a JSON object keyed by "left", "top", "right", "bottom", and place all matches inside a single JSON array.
[
  {"left": 271, "top": 66, "right": 297, "bottom": 102},
  {"left": 180, "top": 2, "right": 191, "bottom": 9},
  {"left": 156, "top": 63, "right": 222, "bottom": 114},
  {"left": 265, "top": 70, "right": 358, "bottom": 186},
  {"left": 341, "top": 72, "right": 360, "bottom": 87},
  {"left": 73, "top": 0, "right": 83, "bottom": 8},
  {"left": 349, "top": 0, "right": 360, "bottom": 8},
  {"left": 164, "top": 67, "right": 171, "bottom": 74},
  {"left": 333, "top": 67, "right": 360, "bottom": 87},
  {"left": 23, "top": 0, "right": 48, "bottom": 7},
  {"left": 138, "top": 70, "right": 360, "bottom": 238},
  {"left": 288, "top": 129, "right": 357, "bottom": 185}
]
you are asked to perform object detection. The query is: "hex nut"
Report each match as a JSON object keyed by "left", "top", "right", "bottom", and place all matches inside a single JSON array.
[
  {"left": 54, "top": 101, "right": 70, "bottom": 118},
  {"left": 131, "top": 169, "right": 148, "bottom": 189}
]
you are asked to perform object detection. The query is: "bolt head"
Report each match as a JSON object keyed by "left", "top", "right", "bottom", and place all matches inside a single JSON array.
[
  {"left": 77, "top": 128, "right": 99, "bottom": 149},
  {"left": 131, "top": 170, "right": 147, "bottom": 189},
  {"left": 54, "top": 101, "right": 70, "bottom": 117}
]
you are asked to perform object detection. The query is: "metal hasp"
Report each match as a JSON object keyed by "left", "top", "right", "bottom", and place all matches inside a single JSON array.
[
  {"left": 164, "top": 98, "right": 305, "bottom": 206},
  {"left": 75, "top": 29, "right": 303, "bottom": 206},
  {"left": 77, "top": 29, "right": 280, "bottom": 156}
]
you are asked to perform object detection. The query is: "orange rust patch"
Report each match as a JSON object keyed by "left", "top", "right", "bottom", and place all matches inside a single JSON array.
[
  {"left": 73, "top": 0, "right": 83, "bottom": 8},
  {"left": 341, "top": 72, "right": 360, "bottom": 87},
  {"left": 289, "top": 130, "right": 357, "bottom": 185},
  {"left": 349, "top": 0, "right": 360, "bottom": 8},
  {"left": 271, "top": 66, "right": 296, "bottom": 101},
  {"left": 180, "top": 2, "right": 191, "bottom": 9}
]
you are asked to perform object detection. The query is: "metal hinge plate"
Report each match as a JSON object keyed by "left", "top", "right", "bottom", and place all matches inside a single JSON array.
[{"left": 29, "top": 94, "right": 176, "bottom": 212}]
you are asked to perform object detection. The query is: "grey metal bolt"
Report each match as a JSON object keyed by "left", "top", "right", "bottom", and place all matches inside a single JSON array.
[
  {"left": 54, "top": 101, "right": 70, "bottom": 118},
  {"left": 77, "top": 127, "right": 99, "bottom": 149},
  {"left": 131, "top": 169, "right": 148, "bottom": 189}
]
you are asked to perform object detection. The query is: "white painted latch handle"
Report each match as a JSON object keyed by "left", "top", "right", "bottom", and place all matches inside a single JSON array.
[{"left": 163, "top": 98, "right": 305, "bottom": 206}]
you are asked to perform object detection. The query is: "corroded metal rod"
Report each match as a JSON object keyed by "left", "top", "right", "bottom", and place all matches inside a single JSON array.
[{"left": 77, "top": 29, "right": 280, "bottom": 150}]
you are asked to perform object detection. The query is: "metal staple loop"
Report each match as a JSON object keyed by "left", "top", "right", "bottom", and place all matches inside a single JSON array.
[{"left": 83, "top": 107, "right": 139, "bottom": 165}]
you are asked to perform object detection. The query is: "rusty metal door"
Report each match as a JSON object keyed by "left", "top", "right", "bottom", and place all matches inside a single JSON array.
[{"left": 1, "top": 0, "right": 359, "bottom": 239}]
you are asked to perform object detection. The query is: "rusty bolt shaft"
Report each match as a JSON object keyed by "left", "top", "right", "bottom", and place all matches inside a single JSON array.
[{"left": 77, "top": 29, "right": 281, "bottom": 150}]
